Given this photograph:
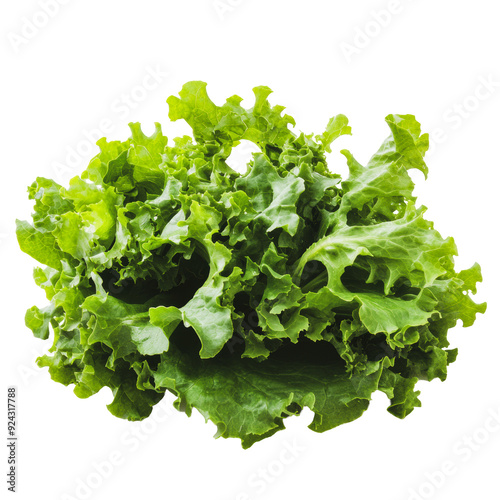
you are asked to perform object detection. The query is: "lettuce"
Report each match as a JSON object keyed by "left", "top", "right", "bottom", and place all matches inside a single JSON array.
[{"left": 17, "top": 82, "right": 486, "bottom": 448}]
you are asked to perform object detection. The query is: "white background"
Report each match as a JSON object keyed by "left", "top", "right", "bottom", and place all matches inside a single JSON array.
[{"left": 1, "top": 1, "right": 499, "bottom": 499}]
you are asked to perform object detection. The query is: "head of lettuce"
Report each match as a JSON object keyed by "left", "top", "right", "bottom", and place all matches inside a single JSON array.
[{"left": 17, "top": 82, "right": 486, "bottom": 448}]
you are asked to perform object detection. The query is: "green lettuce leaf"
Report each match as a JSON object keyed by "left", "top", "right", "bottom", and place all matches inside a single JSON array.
[{"left": 17, "top": 81, "right": 486, "bottom": 447}]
